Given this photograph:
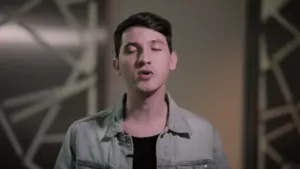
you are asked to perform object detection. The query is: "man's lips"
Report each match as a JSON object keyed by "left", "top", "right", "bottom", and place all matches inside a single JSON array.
[
  {"left": 138, "top": 70, "right": 153, "bottom": 75},
  {"left": 137, "top": 70, "right": 154, "bottom": 79}
]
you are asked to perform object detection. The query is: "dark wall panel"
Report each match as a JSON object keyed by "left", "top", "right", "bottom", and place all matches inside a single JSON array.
[
  {"left": 245, "top": 0, "right": 300, "bottom": 168},
  {"left": 0, "top": 0, "right": 108, "bottom": 169}
]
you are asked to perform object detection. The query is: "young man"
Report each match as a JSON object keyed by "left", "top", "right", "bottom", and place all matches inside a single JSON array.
[{"left": 54, "top": 12, "right": 230, "bottom": 169}]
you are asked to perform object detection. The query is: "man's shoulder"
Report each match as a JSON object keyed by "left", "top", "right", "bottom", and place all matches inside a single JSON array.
[
  {"left": 178, "top": 107, "right": 215, "bottom": 132},
  {"left": 69, "top": 106, "right": 114, "bottom": 129}
]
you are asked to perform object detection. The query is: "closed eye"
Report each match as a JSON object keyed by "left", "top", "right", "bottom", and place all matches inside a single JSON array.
[
  {"left": 124, "top": 46, "right": 138, "bottom": 55},
  {"left": 125, "top": 49, "right": 137, "bottom": 54},
  {"left": 152, "top": 48, "right": 162, "bottom": 51}
]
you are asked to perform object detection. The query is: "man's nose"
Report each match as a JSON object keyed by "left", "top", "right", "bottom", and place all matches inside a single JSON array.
[{"left": 137, "top": 50, "right": 151, "bottom": 66}]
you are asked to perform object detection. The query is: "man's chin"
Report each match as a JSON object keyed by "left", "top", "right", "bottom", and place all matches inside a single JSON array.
[
  {"left": 135, "top": 84, "right": 158, "bottom": 94},
  {"left": 137, "top": 87, "right": 156, "bottom": 93}
]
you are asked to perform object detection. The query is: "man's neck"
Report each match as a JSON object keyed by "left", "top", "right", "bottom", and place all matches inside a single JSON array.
[{"left": 125, "top": 86, "right": 168, "bottom": 122}]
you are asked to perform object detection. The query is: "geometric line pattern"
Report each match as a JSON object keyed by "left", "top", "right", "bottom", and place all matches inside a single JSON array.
[
  {"left": 258, "top": 0, "right": 300, "bottom": 168},
  {"left": 0, "top": 0, "right": 107, "bottom": 169}
]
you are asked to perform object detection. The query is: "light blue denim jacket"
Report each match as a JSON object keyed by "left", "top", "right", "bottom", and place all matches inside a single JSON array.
[{"left": 54, "top": 93, "right": 230, "bottom": 169}]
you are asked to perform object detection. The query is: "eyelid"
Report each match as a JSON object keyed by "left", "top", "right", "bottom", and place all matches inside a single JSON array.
[
  {"left": 123, "top": 44, "right": 137, "bottom": 52},
  {"left": 152, "top": 45, "right": 163, "bottom": 50},
  {"left": 124, "top": 48, "right": 137, "bottom": 54},
  {"left": 152, "top": 48, "right": 162, "bottom": 51}
]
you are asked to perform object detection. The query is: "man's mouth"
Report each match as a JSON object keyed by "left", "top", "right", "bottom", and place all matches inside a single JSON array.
[
  {"left": 137, "top": 70, "right": 153, "bottom": 79},
  {"left": 138, "top": 70, "right": 153, "bottom": 75}
]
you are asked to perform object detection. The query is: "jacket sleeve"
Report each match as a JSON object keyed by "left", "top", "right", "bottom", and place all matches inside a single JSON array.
[
  {"left": 213, "top": 128, "right": 230, "bottom": 169},
  {"left": 54, "top": 123, "right": 76, "bottom": 169}
]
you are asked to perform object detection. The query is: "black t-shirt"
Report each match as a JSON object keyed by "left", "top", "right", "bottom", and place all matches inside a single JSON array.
[{"left": 132, "top": 134, "right": 159, "bottom": 169}]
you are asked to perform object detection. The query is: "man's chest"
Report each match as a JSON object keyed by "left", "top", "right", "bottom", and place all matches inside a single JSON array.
[
  {"left": 74, "top": 132, "right": 216, "bottom": 169},
  {"left": 122, "top": 119, "right": 166, "bottom": 138}
]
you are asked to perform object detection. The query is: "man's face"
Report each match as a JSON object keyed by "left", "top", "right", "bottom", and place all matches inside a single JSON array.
[{"left": 113, "top": 27, "right": 177, "bottom": 93}]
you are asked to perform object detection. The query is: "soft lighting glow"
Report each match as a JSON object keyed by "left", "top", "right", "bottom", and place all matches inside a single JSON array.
[{"left": 0, "top": 22, "right": 107, "bottom": 48}]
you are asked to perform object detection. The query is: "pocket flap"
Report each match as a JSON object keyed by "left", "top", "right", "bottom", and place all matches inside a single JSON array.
[{"left": 76, "top": 160, "right": 112, "bottom": 169}]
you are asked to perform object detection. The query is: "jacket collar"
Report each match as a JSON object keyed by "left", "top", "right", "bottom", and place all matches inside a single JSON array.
[{"left": 105, "top": 92, "right": 192, "bottom": 138}]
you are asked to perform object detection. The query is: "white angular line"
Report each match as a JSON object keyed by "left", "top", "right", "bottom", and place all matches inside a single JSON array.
[
  {"left": 0, "top": 0, "right": 42, "bottom": 27},
  {"left": 55, "top": 0, "right": 84, "bottom": 45},
  {"left": 259, "top": 34, "right": 270, "bottom": 72},
  {"left": 258, "top": 39, "right": 268, "bottom": 111},
  {"left": 24, "top": 105, "right": 61, "bottom": 162},
  {"left": 272, "top": 39, "right": 300, "bottom": 63},
  {"left": 258, "top": 48, "right": 267, "bottom": 169},
  {"left": 77, "top": 0, "right": 98, "bottom": 74},
  {"left": 87, "top": 83, "right": 97, "bottom": 116},
  {"left": 42, "top": 134, "right": 65, "bottom": 143},
  {"left": 88, "top": 0, "right": 98, "bottom": 28},
  {"left": 289, "top": 106, "right": 300, "bottom": 135},
  {"left": 272, "top": 12, "right": 300, "bottom": 63},
  {"left": 266, "top": 122, "right": 294, "bottom": 141},
  {"left": 258, "top": 121, "right": 266, "bottom": 169},
  {"left": 272, "top": 11, "right": 300, "bottom": 136},
  {"left": 274, "top": 12, "right": 300, "bottom": 37},
  {"left": 10, "top": 75, "right": 96, "bottom": 123},
  {"left": 266, "top": 145, "right": 283, "bottom": 164},
  {"left": 272, "top": 64, "right": 300, "bottom": 135},
  {"left": 58, "top": 75, "right": 96, "bottom": 99},
  {"left": 18, "top": 22, "right": 81, "bottom": 71},
  {"left": 65, "top": 68, "right": 80, "bottom": 84},
  {"left": 55, "top": 0, "right": 82, "bottom": 29},
  {"left": 17, "top": 0, "right": 42, "bottom": 17},
  {"left": 10, "top": 98, "right": 56, "bottom": 123},
  {"left": 0, "top": 109, "right": 23, "bottom": 157},
  {"left": 261, "top": 0, "right": 287, "bottom": 21},
  {"left": 258, "top": 136, "right": 267, "bottom": 169},
  {"left": 262, "top": 105, "right": 293, "bottom": 120},
  {"left": 2, "top": 88, "right": 57, "bottom": 108},
  {"left": 272, "top": 64, "right": 293, "bottom": 104}
]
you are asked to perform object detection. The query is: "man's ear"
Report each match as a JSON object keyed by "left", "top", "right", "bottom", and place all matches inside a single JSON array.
[
  {"left": 169, "top": 51, "right": 178, "bottom": 71},
  {"left": 113, "top": 58, "right": 121, "bottom": 75}
]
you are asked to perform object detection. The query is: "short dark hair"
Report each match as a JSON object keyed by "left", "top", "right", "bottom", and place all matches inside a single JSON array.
[{"left": 113, "top": 12, "right": 173, "bottom": 58}]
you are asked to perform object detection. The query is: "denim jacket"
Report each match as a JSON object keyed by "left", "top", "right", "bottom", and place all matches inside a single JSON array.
[{"left": 54, "top": 93, "right": 230, "bottom": 169}]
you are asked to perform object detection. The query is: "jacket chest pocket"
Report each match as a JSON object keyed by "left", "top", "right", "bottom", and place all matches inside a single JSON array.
[
  {"left": 76, "top": 160, "right": 113, "bottom": 169},
  {"left": 175, "top": 159, "right": 216, "bottom": 169},
  {"left": 176, "top": 164, "right": 216, "bottom": 169}
]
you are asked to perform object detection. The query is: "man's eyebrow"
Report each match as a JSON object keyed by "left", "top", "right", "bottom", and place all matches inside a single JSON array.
[
  {"left": 123, "top": 40, "right": 165, "bottom": 47},
  {"left": 150, "top": 39, "right": 165, "bottom": 45},
  {"left": 124, "top": 42, "right": 139, "bottom": 47}
]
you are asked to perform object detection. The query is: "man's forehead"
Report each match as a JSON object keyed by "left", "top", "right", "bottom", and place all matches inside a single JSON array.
[
  {"left": 124, "top": 40, "right": 165, "bottom": 46},
  {"left": 121, "top": 27, "right": 167, "bottom": 44}
]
